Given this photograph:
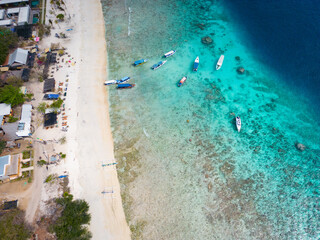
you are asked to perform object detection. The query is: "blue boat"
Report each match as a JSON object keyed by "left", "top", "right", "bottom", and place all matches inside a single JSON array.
[
  {"left": 164, "top": 50, "right": 176, "bottom": 58},
  {"left": 118, "top": 76, "right": 130, "bottom": 83},
  {"left": 133, "top": 59, "right": 148, "bottom": 66},
  {"left": 193, "top": 56, "right": 199, "bottom": 71},
  {"left": 44, "top": 94, "right": 60, "bottom": 100},
  {"left": 151, "top": 60, "right": 167, "bottom": 70},
  {"left": 177, "top": 76, "right": 187, "bottom": 87},
  {"left": 117, "top": 83, "right": 135, "bottom": 89}
]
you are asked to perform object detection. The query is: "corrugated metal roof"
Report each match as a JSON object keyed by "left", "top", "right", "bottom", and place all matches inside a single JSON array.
[
  {"left": 0, "top": 9, "right": 4, "bottom": 20},
  {"left": 18, "top": 6, "right": 30, "bottom": 25},
  {"left": 16, "top": 104, "right": 32, "bottom": 137},
  {"left": 0, "top": 19, "right": 12, "bottom": 26},
  {"left": 7, "top": 7, "right": 20, "bottom": 14},
  {"left": 0, "top": 0, "right": 28, "bottom": 5},
  {"left": 6, "top": 154, "right": 19, "bottom": 176},
  {"left": 8, "top": 48, "right": 29, "bottom": 66},
  {"left": 0, "top": 155, "right": 10, "bottom": 176}
]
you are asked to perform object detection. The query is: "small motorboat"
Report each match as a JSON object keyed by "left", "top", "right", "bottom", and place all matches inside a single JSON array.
[
  {"left": 104, "top": 80, "right": 118, "bottom": 85},
  {"left": 177, "top": 76, "right": 187, "bottom": 87},
  {"left": 151, "top": 60, "right": 167, "bottom": 70},
  {"left": 164, "top": 50, "right": 176, "bottom": 58},
  {"left": 193, "top": 56, "right": 199, "bottom": 71},
  {"left": 116, "top": 83, "right": 135, "bottom": 89},
  {"left": 236, "top": 116, "right": 241, "bottom": 132},
  {"left": 133, "top": 59, "right": 148, "bottom": 66},
  {"left": 216, "top": 55, "right": 224, "bottom": 70},
  {"left": 118, "top": 76, "right": 130, "bottom": 83}
]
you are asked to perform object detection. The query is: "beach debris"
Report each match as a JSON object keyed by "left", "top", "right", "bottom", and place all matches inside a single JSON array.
[
  {"left": 201, "top": 36, "right": 213, "bottom": 45},
  {"left": 295, "top": 142, "right": 306, "bottom": 151},
  {"left": 237, "top": 67, "right": 245, "bottom": 74},
  {"left": 102, "top": 162, "right": 117, "bottom": 167}
]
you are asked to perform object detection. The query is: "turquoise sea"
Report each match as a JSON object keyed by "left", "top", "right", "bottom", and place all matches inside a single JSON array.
[{"left": 101, "top": 0, "right": 320, "bottom": 239}]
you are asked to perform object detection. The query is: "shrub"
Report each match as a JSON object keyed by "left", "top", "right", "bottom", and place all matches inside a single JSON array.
[
  {"left": 0, "top": 140, "right": 6, "bottom": 154},
  {"left": 22, "top": 151, "right": 31, "bottom": 159},
  {"left": 37, "top": 102, "right": 47, "bottom": 113},
  {"left": 0, "top": 208, "right": 32, "bottom": 239},
  {"left": 45, "top": 174, "right": 56, "bottom": 183},
  {"left": 8, "top": 116, "right": 18, "bottom": 123},
  {"left": 0, "top": 27, "right": 18, "bottom": 64},
  {"left": 50, "top": 98, "right": 63, "bottom": 109},
  {"left": 37, "top": 159, "right": 47, "bottom": 166}
]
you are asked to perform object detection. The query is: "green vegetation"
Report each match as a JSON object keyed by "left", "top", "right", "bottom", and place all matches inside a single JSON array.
[
  {"left": 45, "top": 174, "right": 56, "bottom": 183},
  {"left": 37, "top": 102, "right": 47, "bottom": 113},
  {"left": 0, "top": 140, "right": 6, "bottom": 155},
  {"left": 60, "top": 153, "right": 66, "bottom": 159},
  {"left": 0, "top": 27, "right": 18, "bottom": 64},
  {"left": 51, "top": 193, "right": 91, "bottom": 240},
  {"left": 6, "top": 76, "right": 23, "bottom": 88},
  {"left": 8, "top": 116, "right": 18, "bottom": 123},
  {"left": 0, "top": 85, "right": 25, "bottom": 107},
  {"left": 0, "top": 208, "right": 32, "bottom": 240},
  {"left": 25, "top": 93, "right": 34, "bottom": 101},
  {"left": 21, "top": 162, "right": 30, "bottom": 168},
  {"left": 38, "top": 24, "right": 51, "bottom": 38},
  {"left": 22, "top": 150, "right": 31, "bottom": 159},
  {"left": 59, "top": 136, "right": 66, "bottom": 144},
  {"left": 50, "top": 98, "right": 63, "bottom": 109},
  {"left": 37, "top": 159, "right": 47, "bottom": 166}
]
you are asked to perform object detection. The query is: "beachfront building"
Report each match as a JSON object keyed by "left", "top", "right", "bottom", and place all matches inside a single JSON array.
[
  {"left": 8, "top": 48, "right": 29, "bottom": 67},
  {"left": 16, "top": 104, "right": 32, "bottom": 137},
  {"left": 44, "top": 112, "right": 57, "bottom": 128},
  {"left": 0, "top": 154, "right": 21, "bottom": 182}
]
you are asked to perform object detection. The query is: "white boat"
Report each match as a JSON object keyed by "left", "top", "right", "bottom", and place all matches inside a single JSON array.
[
  {"left": 216, "top": 55, "right": 224, "bottom": 70},
  {"left": 236, "top": 116, "right": 241, "bottom": 132},
  {"left": 164, "top": 50, "right": 176, "bottom": 58},
  {"left": 151, "top": 60, "right": 167, "bottom": 70},
  {"left": 104, "top": 80, "right": 118, "bottom": 85}
]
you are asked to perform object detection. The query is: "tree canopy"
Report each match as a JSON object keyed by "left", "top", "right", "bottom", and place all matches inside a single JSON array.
[
  {"left": 0, "top": 27, "right": 18, "bottom": 64},
  {"left": 52, "top": 193, "right": 92, "bottom": 240},
  {"left": 0, "top": 85, "right": 25, "bottom": 107}
]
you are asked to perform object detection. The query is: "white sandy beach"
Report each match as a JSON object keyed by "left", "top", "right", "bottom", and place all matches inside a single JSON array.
[{"left": 24, "top": 0, "right": 131, "bottom": 239}]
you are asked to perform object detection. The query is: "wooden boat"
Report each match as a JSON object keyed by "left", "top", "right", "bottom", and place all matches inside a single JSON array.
[
  {"left": 151, "top": 60, "right": 167, "bottom": 70},
  {"left": 177, "top": 76, "right": 187, "bottom": 87},
  {"left": 116, "top": 83, "right": 135, "bottom": 89},
  {"left": 164, "top": 50, "right": 176, "bottom": 58},
  {"left": 133, "top": 59, "right": 148, "bottom": 66}
]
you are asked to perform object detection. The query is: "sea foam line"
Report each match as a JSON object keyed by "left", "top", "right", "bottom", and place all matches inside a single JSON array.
[{"left": 128, "top": 7, "right": 132, "bottom": 36}]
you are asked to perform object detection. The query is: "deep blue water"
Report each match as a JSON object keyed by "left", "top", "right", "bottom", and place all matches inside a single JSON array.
[{"left": 226, "top": 0, "right": 320, "bottom": 110}]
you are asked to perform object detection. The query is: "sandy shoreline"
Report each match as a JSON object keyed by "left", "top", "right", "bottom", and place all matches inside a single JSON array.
[
  {"left": 24, "top": 0, "right": 131, "bottom": 238},
  {"left": 67, "top": 0, "right": 131, "bottom": 238}
]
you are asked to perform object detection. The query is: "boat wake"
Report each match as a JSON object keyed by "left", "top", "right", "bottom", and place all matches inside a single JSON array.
[{"left": 128, "top": 7, "right": 132, "bottom": 36}]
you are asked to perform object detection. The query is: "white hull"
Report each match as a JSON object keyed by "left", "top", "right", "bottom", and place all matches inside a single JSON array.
[
  {"left": 236, "top": 116, "right": 241, "bottom": 132},
  {"left": 216, "top": 55, "right": 224, "bottom": 70},
  {"left": 104, "top": 80, "right": 118, "bottom": 85}
]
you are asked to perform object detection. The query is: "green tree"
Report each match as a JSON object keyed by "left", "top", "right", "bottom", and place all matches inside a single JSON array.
[
  {"left": 52, "top": 193, "right": 92, "bottom": 240},
  {"left": 0, "top": 27, "right": 18, "bottom": 64},
  {"left": 0, "top": 85, "right": 25, "bottom": 107},
  {"left": 0, "top": 140, "right": 6, "bottom": 154},
  {"left": 56, "top": 14, "right": 64, "bottom": 21},
  {"left": 37, "top": 102, "right": 47, "bottom": 113},
  {"left": 50, "top": 98, "right": 63, "bottom": 109}
]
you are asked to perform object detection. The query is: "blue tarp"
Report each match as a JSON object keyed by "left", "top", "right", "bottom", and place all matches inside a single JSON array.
[{"left": 44, "top": 94, "right": 59, "bottom": 100}]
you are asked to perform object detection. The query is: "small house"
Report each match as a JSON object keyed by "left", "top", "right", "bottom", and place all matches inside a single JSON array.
[
  {"left": 8, "top": 48, "right": 29, "bottom": 67},
  {"left": 16, "top": 104, "right": 32, "bottom": 137}
]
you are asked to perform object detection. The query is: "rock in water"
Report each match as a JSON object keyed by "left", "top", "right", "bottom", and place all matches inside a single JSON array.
[
  {"left": 295, "top": 143, "right": 306, "bottom": 151},
  {"left": 201, "top": 36, "right": 213, "bottom": 45},
  {"left": 237, "top": 67, "right": 245, "bottom": 74},
  {"left": 235, "top": 56, "right": 241, "bottom": 61}
]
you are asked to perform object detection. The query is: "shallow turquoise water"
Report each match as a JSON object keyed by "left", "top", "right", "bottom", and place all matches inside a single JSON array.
[{"left": 101, "top": 0, "right": 320, "bottom": 239}]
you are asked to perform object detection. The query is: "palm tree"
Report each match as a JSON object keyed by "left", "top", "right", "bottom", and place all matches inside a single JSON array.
[{"left": 0, "top": 85, "right": 25, "bottom": 107}]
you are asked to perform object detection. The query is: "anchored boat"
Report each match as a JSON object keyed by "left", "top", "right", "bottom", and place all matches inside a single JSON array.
[
  {"left": 193, "top": 56, "right": 199, "bottom": 71},
  {"left": 216, "top": 55, "right": 224, "bottom": 70},
  {"left": 133, "top": 59, "right": 148, "bottom": 66},
  {"left": 151, "top": 60, "right": 167, "bottom": 70},
  {"left": 164, "top": 50, "right": 176, "bottom": 58},
  {"left": 236, "top": 116, "right": 241, "bottom": 132},
  {"left": 117, "top": 83, "right": 135, "bottom": 89},
  {"left": 104, "top": 80, "right": 118, "bottom": 85},
  {"left": 118, "top": 76, "right": 130, "bottom": 83},
  {"left": 177, "top": 76, "right": 187, "bottom": 87}
]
